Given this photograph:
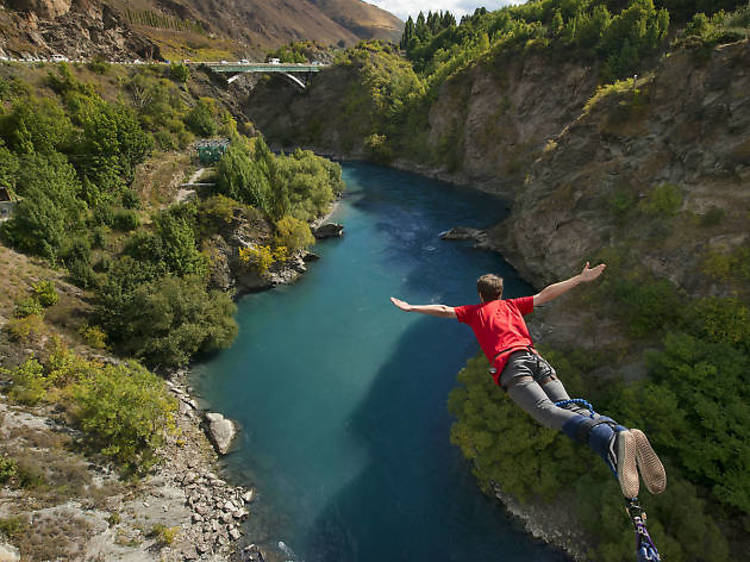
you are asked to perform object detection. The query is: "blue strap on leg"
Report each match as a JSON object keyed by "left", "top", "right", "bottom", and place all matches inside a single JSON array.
[{"left": 554, "top": 398, "right": 596, "bottom": 418}]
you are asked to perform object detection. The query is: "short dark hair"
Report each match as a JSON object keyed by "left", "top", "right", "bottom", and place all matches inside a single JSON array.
[{"left": 477, "top": 274, "right": 503, "bottom": 302}]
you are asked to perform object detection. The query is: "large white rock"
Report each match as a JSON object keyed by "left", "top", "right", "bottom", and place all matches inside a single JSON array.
[
  {"left": 204, "top": 412, "right": 237, "bottom": 455},
  {"left": 0, "top": 542, "right": 20, "bottom": 562}
]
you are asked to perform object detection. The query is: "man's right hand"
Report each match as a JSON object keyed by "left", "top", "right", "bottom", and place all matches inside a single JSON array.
[{"left": 390, "top": 297, "right": 412, "bottom": 312}]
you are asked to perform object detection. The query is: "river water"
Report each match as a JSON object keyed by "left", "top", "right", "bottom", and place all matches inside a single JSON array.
[{"left": 190, "top": 162, "right": 569, "bottom": 562}]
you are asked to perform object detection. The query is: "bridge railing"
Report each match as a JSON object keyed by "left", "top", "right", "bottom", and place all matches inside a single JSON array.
[{"left": 205, "top": 63, "right": 327, "bottom": 73}]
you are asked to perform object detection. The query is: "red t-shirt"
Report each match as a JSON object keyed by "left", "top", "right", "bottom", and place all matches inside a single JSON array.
[{"left": 454, "top": 296, "right": 535, "bottom": 384}]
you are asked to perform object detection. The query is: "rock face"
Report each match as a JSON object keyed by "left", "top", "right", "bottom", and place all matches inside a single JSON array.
[
  {"left": 312, "top": 222, "right": 344, "bottom": 239},
  {"left": 1, "top": 1, "right": 161, "bottom": 60},
  {"left": 247, "top": 51, "right": 600, "bottom": 198},
  {"left": 9, "top": 0, "right": 72, "bottom": 19},
  {"left": 0, "top": 0, "right": 402, "bottom": 60},
  {"left": 204, "top": 412, "right": 237, "bottom": 455},
  {"left": 494, "top": 40, "right": 750, "bottom": 293},
  {"left": 439, "top": 226, "right": 489, "bottom": 248}
]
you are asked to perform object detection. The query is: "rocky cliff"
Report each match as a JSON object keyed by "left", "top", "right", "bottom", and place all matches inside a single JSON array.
[
  {"left": 495, "top": 40, "right": 750, "bottom": 294},
  {"left": 0, "top": 0, "right": 403, "bottom": 60},
  {"left": 0, "top": 0, "right": 161, "bottom": 60},
  {"left": 245, "top": 48, "right": 602, "bottom": 196},
  {"left": 246, "top": 39, "right": 749, "bottom": 300}
]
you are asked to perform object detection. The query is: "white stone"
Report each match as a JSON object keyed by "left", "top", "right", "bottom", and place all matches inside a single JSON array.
[
  {"left": 204, "top": 414, "right": 237, "bottom": 455},
  {"left": 0, "top": 543, "right": 20, "bottom": 562}
]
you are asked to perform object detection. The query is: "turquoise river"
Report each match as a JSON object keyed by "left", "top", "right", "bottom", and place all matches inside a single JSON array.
[{"left": 190, "top": 162, "right": 569, "bottom": 562}]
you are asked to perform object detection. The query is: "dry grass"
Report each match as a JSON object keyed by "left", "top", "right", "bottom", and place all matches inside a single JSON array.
[
  {"left": 131, "top": 150, "right": 194, "bottom": 208},
  {"left": 1, "top": 508, "right": 93, "bottom": 561}
]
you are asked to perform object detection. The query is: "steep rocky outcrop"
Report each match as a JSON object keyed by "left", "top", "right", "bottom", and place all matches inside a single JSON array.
[
  {"left": 495, "top": 40, "right": 750, "bottom": 292},
  {"left": 246, "top": 51, "right": 601, "bottom": 197},
  {"left": 0, "top": 0, "right": 160, "bottom": 60},
  {"left": 246, "top": 39, "right": 749, "bottom": 301}
]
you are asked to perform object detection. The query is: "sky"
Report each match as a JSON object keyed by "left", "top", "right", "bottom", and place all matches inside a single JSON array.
[{"left": 367, "top": 0, "right": 523, "bottom": 21}]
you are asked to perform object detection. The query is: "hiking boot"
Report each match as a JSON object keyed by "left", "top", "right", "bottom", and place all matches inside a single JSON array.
[
  {"left": 631, "top": 428, "right": 667, "bottom": 495},
  {"left": 610, "top": 429, "right": 639, "bottom": 499}
]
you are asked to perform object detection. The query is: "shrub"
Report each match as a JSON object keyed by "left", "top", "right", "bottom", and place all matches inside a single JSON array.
[
  {"left": 14, "top": 296, "right": 44, "bottom": 318},
  {"left": 699, "top": 205, "right": 725, "bottom": 227},
  {"left": 86, "top": 56, "right": 110, "bottom": 74},
  {"left": 364, "top": 133, "right": 393, "bottom": 163},
  {"left": 113, "top": 209, "right": 141, "bottom": 232},
  {"left": 72, "top": 361, "right": 177, "bottom": 472},
  {"left": 110, "top": 275, "right": 237, "bottom": 369},
  {"left": 5, "top": 357, "right": 47, "bottom": 405},
  {"left": 79, "top": 325, "right": 108, "bottom": 349},
  {"left": 275, "top": 215, "right": 315, "bottom": 252},
  {"left": 239, "top": 244, "right": 276, "bottom": 275},
  {"left": 639, "top": 183, "right": 683, "bottom": 216},
  {"left": 184, "top": 98, "right": 217, "bottom": 137},
  {"left": 0, "top": 516, "right": 27, "bottom": 540},
  {"left": 126, "top": 211, "right": 208, "bottom": 278},
  {"left": 0, "top": 456, "right": 18, "bottom": 484},
  {"left": 121, "top": 188, "right": 140, "bottom": 210},
  {"left": 168, "top": 62, "right": 190, "bottom": 83},
  {"left": 67, "top": 258, "right": 98, "bottom": 289},
  {"left": 1, "top": 153, "right": 82, "bottom": 261},
  {"left": 612, "top": 278, "right": 684, "bottom": 338},
  {"left": 4, "top": 314, "right": 44, "bottom": 343},
  {"left": 150, "top": 524, "right": 179, "bottom": 546},
  {"left": 32, "top": 280, "right": 59, "bottom": 307}
]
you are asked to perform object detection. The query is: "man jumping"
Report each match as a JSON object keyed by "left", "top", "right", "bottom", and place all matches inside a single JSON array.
[{"left": 390, "top": 262, "right": 666, "bottom": 499}]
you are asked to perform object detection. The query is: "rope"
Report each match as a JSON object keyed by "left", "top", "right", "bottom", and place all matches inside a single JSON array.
[{"left": 554, "top": 398, "right": 596, "bottom": 419}]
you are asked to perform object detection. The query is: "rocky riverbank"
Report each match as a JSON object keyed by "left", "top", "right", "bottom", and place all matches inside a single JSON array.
[
  {"left": 0, "top": 367, "right": 254, "bottom": 562},
  {"left": 0, "top": 203, "right": 341, "bottom": 561}
]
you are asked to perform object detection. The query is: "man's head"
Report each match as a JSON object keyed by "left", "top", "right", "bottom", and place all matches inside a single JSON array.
[{"left": 477, "top": 274, "right": 503, "bottom": 302}]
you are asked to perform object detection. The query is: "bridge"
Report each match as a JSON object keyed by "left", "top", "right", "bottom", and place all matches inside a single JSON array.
[{"left": 204, "top": 62, "right": 328, "bottom": 88}]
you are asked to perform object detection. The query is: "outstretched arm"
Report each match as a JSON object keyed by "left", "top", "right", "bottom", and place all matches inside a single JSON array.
[
  {"left": 390, "top": 297, "right": 457, "bottom": 319},
  {"left": 533, "top": 261, "right": 606, "bottom": 306}
]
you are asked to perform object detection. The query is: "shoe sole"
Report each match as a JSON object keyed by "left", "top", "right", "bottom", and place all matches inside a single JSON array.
[
  {"left": 631, "top": 429, "right": 667, "bottom": 495},
  {"left": 616, "top": 430, "right": 639, "bottom": 499}
]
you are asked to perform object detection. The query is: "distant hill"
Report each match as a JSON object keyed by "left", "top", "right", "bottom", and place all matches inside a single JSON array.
[
  {"left": 310, "top": 0, "right": 404, "bottom": 42},
  {"left": 0, "top": 0, "right": 404, "bottom": 60}
]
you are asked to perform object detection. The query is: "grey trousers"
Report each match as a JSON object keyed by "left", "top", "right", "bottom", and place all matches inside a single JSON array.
[{"left": 498, "top": 350, "right": 601, "bottom": 431}]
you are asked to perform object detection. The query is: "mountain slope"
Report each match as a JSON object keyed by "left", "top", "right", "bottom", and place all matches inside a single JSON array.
[
  {"left": 310, "top": 0, "right": 403, "bottom": 42},
  {"left": 0, "top": 0, "right": 403, "bottom": 60}
]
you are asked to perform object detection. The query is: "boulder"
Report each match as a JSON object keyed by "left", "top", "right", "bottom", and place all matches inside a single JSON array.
[
  {"left": 0, "top": 543, "right": 20, "bottom": 562},
  {"left": 439, "top": 226, "right": 485, "bottom": 241},
  {"left": 312, "top": 223, "right": 344, "bottom": 239},
  {"left": 439, "top": 227, "right": 490, "bottom": 249},
  {"left": 204, "top": 413, "right": 237, "bottom": 455}
]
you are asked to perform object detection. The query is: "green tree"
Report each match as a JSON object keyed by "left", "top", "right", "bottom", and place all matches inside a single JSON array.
[
  {"left": 72, "top": 360, "right": 177, "bottom": 472},
  {"left": 114, "top": 275, "right": 238, "bottom": 368},
  {"left": 184, "top": 98, "right": 217, "bottom": 137},
  {"left": 275, "top": 215, "right": 315, "bottom": 252},
  {"left": 215, "top": 141, "right": 273, "bottom": 214},
  {"left": 72, "top": 101, "right": 154, "bottom": 199},
  {"left": 0, "top": 97, "right": 72, "bottom": 155},
  {"left": 168, "top": 62, "right": 190, "bottom": 83},
  {"left": 1, "top": 153, "right": 83, "bottom": 260}
]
